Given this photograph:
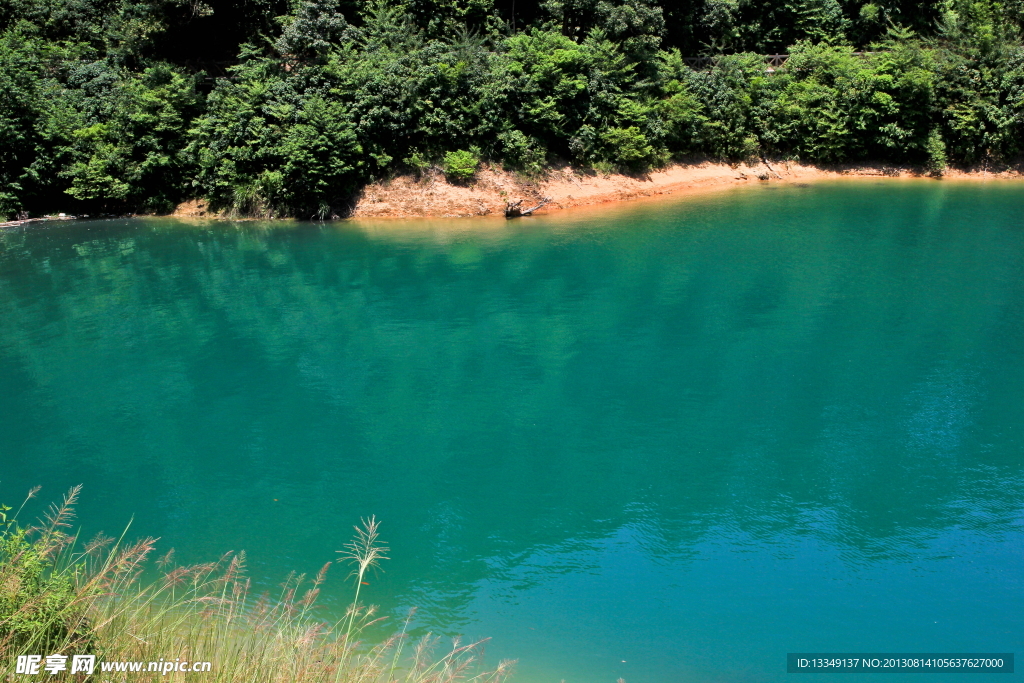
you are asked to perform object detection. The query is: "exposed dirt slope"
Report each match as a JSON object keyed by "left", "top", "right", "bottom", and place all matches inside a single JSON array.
[
  {"left": 347, "top": 161, "right": 1023, "bottom": 219},
  {"left": 169, "top": 160, "right": 1022, "bottom": 220}
]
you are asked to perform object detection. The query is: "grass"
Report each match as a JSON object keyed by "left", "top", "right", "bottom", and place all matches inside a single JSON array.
[{"left": 0, "top": 486, "right": 514, "bottom": 682}]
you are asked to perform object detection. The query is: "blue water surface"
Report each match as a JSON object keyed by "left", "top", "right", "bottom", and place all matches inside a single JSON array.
[{"left": 1, "top": 181, "right": 1021, "bottom": 682}]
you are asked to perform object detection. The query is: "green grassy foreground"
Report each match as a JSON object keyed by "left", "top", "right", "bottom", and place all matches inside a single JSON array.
[{"left": 0, "top": 486, "right": 513, "bottom": 682}]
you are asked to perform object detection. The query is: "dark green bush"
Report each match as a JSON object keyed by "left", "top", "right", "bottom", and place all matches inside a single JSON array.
[
  {"left": 0, "top": 497, "right": 94, "bottom": 655},
  {"left": 442, "top": 149, "right": 480, "bottom": 183}
]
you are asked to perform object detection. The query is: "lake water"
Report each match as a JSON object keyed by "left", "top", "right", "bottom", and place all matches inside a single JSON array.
[{"left": 1, "top": 181, "right": 1022, "bottom": 682}]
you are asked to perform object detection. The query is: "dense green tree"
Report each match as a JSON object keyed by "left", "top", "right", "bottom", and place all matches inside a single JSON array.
[
  {"left": 0, "top": 26, "right": 48, "bottom": 218},
  {"left": 186, "top": 44, "right": 363, "bottom": 217},
  {"left": 61, "top": 64, "right": 202, "bottom": 212},
  {"left": 1, "top": 0, "right": 1023, "bottom": 219}
]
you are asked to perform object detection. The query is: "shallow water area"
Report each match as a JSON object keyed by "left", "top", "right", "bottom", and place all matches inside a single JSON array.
[{"left": 2, "top": 182, "right": 1022, "bottom": 682}]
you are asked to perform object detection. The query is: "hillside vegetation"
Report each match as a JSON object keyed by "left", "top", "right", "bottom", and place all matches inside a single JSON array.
[{"left": 2, "top": 0, "right": 1023, "bottom": 218}]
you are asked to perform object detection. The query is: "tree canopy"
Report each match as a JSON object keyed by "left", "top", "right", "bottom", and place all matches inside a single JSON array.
[{"left": 2, "top": 0, "right": 1022, "bottom": 218}]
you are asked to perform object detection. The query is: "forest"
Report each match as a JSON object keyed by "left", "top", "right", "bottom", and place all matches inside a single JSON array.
[{"left": 2, "top": 0, "right": 1023, "bottom": 218}]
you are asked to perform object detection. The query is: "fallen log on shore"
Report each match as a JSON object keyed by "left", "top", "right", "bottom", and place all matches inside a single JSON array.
[
  {"left": 505, "top": 197, "right": 551, "bottom": 218},
  {"left": 0, "top": 214, "right": 78, "bottom": 229}
]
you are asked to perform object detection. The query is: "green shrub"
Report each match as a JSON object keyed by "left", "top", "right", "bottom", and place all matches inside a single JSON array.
[
  {"left": 0, "top": 490, "right": 94, "bottom": 655},
  {"left": 926, "top": 128, "right": 948, "bottom": 174},
  {"left": 403, "top": 150, "right": 433, "bottom": 178},
  {"left": 600, "top": 126, "right": 656, "bottom": 168},
  {"left": 443, "top": 149, "right": 480, "bottom": 183},
  {"left": 498, "top": 130, "right": 546, "bottom": 174}
]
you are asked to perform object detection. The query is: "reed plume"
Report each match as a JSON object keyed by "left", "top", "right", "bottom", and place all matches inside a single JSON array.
[
  {"left": 0, "top": 488, "right": 514, "bottom": 683},
  {"left": 337, "top": 516, "right": 389, "bottom": 646}
]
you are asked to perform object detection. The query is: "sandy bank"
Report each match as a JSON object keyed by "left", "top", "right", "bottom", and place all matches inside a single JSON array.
[
  {"left": 170, "top": 160, "right": 1023, "bottom": 220},
  {"left": 345, "top": 161, "right": 1024, "bottom": 219}
]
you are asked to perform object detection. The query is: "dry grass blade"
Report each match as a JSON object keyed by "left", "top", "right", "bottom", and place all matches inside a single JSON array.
[{"left": 43, "top": 485, "right": 80, "bottom": 531}]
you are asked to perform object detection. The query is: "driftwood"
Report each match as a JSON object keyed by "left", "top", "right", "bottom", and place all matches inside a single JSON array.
[
  {"left": 0, "top": 214, "right": 77, "bottom": 229},
  {"left": 760, "top": 157, "right": 784, "bottom": 180},
  {"left": 505, "top": 197, "right": 551, "bottom": 218}
]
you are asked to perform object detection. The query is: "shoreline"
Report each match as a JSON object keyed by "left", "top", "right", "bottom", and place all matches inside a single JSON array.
[
  {"left": 337, "top": 160, "right": 1024, "bottom": 220},
  {"left": 172, "top": 160, "right": 1022, "bottom": 221},
  {"left": 9, "top": 161, "right": 1019, "bottom": 226},
  {"left": 0, "top": 214, "right": 80, "bottom": 229}
]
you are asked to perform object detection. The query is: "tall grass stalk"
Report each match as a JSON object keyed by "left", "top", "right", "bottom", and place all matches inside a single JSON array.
[
  {"left": 337, "top": 516, "right": 389, "bottom": 650},
  {"left": 0, "top": 488, "right": 514, "bottom": 683}
]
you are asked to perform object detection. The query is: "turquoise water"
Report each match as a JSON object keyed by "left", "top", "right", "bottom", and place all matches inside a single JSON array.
[{"left": 1, "top": 181, "right": 1022, "bottom": 682}]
